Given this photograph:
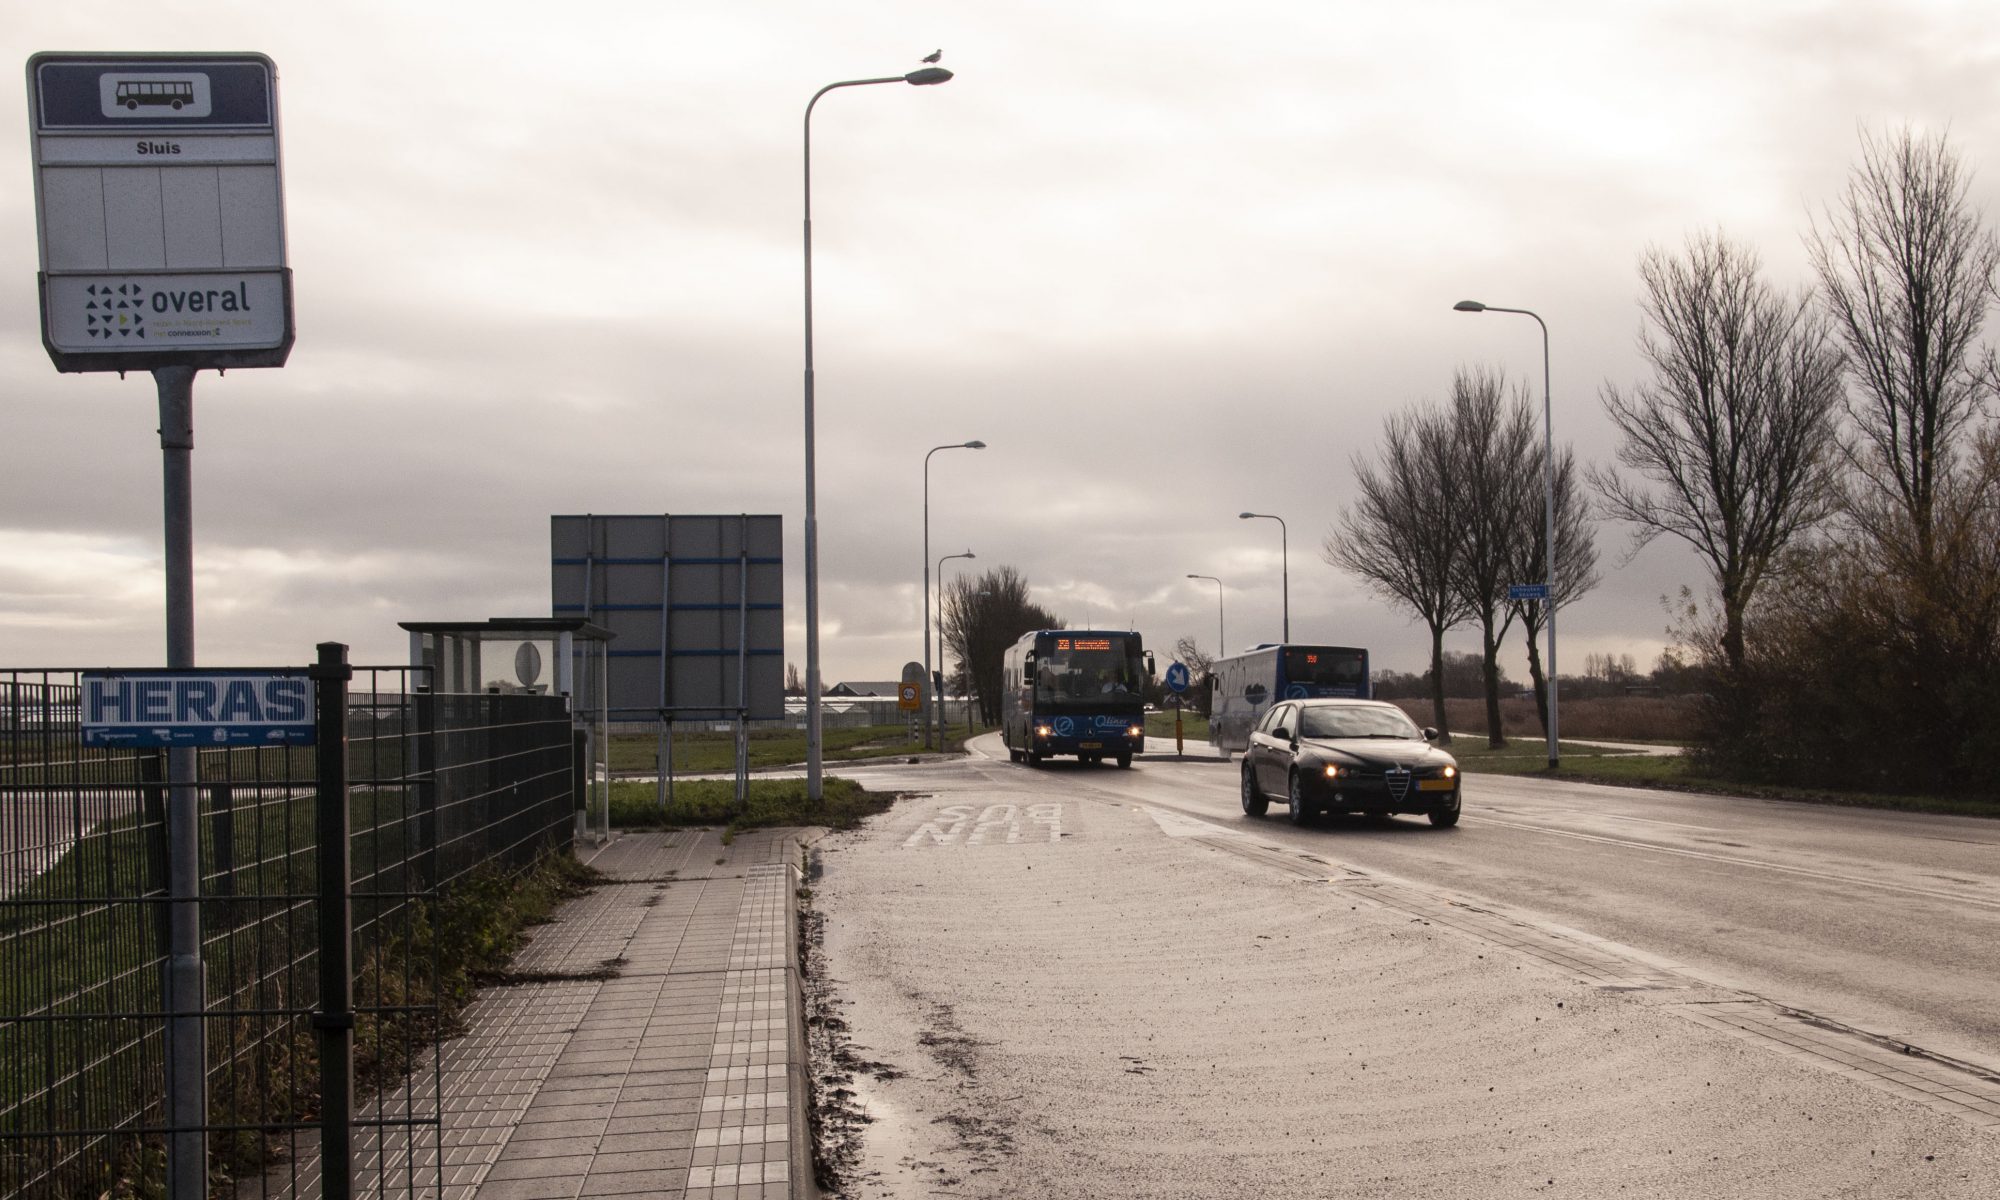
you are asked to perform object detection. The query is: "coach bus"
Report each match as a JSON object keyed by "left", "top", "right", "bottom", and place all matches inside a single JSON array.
[
  {"left": 1001, "top": 629, "right": 1154, "bottom": 768},
  {"left": 1209, "top": 643, "right": 1369, "bottom": 755}
]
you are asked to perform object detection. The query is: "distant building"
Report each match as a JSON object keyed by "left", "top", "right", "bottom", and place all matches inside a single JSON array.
[{"left": 825, "top": 681, "right": 904, "bottom": 698}]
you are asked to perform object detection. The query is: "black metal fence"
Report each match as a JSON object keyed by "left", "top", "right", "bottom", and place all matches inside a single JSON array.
[{"left": 0, "top": 655, "right": 576, "bottom": 1200}]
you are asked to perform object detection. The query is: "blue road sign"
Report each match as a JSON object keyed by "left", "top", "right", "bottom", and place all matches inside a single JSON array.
[
  {"left": 1508, "top": 583, "right": 1552, "bottom": 602},
  {"left": 81, "top": 669, "right": 316, "bottom": 747},
  {"left": 1164, "top": 661, "right": 1192, "bottom": 693}
]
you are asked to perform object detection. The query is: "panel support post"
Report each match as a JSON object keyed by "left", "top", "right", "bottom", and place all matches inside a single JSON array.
[
  {"left": 154, "top": 364, "right": 206, "bottom": 1200},
  {"left": 313, "top": 642, "right": 355, "bottom": 1200}
]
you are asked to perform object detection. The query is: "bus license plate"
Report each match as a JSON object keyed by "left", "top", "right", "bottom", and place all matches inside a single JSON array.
[{"left": 1079, "top": 741, "right": 1102, "bottom": 749}]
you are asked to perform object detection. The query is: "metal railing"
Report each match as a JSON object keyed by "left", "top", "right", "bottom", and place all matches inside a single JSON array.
[{"left": 0, "top": 657, "right": 576, "bottom": 1200}]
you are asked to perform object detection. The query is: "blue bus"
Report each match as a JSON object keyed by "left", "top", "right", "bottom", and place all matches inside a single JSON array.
[
  {"left": 1209, "top": 643, "right": 1369, "bottom": 755},
  {"left": 1001, "top": 629, "right": 1154, "bottom": 768}
]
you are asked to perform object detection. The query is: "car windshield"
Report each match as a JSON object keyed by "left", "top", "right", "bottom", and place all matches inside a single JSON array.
[{"left": 1298, "top": 706, "right": 1419, "bottom": 740}]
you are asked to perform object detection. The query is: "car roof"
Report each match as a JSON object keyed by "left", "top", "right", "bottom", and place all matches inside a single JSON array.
[{"left": 1289, "top": 698, "right": 1401, "bottom": 709}]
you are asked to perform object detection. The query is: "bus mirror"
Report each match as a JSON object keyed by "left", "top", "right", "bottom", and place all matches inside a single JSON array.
[{"left": 1144, "top": 651, "right": 1157, "bottom": 677}]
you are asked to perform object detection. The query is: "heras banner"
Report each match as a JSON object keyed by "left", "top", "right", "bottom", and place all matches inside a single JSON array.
[
  {"left": 551, "top": 515, "right": 784, "bottom": 721},
  {"left": 80, "top": 669, "right": 316, "bottom": 746}
]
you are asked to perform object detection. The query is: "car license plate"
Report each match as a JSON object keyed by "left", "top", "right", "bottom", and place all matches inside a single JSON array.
[
  {"left": 1417, "top": 778, "right": 1455, "bottom": 792},
  {"left": 1079, "top": 741, "right": 1102, "bottom": 749}
]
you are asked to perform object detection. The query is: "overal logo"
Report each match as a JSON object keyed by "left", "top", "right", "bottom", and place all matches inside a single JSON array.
[{"left": 81, "top": 283, "right": 145, "bottom": 339}]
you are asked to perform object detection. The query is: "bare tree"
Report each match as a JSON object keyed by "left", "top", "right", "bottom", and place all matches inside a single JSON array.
[
  {"left": 1447, "top": 367, "right": 1540, "bottom": 747},
  {"left": 941, "top": 565, "right": 1062, "bottom": 724},
  {"left": 1325, "top": 402, "right": 1471, "bottom": 740},
  {"left": 1172, "top": 635, "right": 1216, "bottom": 716},
  {"left": 1808, "top": 126, "right": 2000, "bottom": 567},
  {"left": 784, "top": 661, "right": 804, "bottom": 696},
  {"left": 1594, "top": 231, "right": 1845, "bottom": 675},
  {"left": 1508, "top": 443, "right": 1600, "bottom": 733}
]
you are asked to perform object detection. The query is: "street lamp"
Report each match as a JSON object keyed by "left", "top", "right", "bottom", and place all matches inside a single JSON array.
[
  {"left": 802, "top": 64, "right": 954, "bottom": 802},
  {"left": 1237, "top": 512, "right": 1289, "bottom": 641},
  {"left": 1186, "top": 574, "right": 1225, "bottom": 656},
  {"left": 1454, "top": 298, "right": 1559, "bottom": 769},
  {"left": 937, "top": 550, "right": 975, "bottom": 746},
  {"left": 924, "top": 440, "right": 985, "bottom": 748}
]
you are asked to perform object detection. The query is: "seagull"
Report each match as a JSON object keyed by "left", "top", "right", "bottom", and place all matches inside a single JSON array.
[{"left": 921, "top": 49, "right": 943, "bottom": 63}]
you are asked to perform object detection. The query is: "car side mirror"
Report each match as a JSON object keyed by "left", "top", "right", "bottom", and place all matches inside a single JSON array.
[{"left": 1422, "top": 727, "right": 1438, "bottom": 742}]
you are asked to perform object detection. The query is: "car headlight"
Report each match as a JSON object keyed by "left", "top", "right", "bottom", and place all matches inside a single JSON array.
[
  {"left": 1323, "top": 763, "right": 1343, "bottom": 779},
  {"left": 1035, "top": 724, "right": 1052, "bottom": 738},
  {"left": 1442, "top": 765, "right": 1457, "bottom": 779}
]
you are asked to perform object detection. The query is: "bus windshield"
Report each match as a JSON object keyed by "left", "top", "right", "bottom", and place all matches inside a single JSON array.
[{"left": 1033, "top": 635, "right": 1143, "bottom": 708}]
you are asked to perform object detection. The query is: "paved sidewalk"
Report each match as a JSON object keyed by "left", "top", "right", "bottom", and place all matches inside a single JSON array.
[{"left": 434, "top": 828, "right": 810, "bottom": 1200}]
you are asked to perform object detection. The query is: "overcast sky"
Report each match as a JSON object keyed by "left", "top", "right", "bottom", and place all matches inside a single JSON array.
[{"left": 6, "top": 1, "right": 1999, "bottom": 685}]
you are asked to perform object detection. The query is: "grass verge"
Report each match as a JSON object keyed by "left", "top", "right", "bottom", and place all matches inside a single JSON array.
[
  {"left": 1451, "top": 739, "right": 2000, "bottom": 818},
  {"left": 608, "top": 777, "right": 894, "bottom": 836}
]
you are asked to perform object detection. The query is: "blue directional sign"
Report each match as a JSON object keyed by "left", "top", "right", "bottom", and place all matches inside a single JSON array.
[
  {"left": 1507, "top": 583, "right": 1552, "bottom": 603},
  {"left": 81, "top": 670, "right": 316, "bottom": 747},
  {"left": 1164, "top": 661, "right": 1192, "bottom": 694}
]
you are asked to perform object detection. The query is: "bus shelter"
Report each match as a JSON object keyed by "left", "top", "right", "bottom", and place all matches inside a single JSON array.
[{"left": 400, "top": 618, "right": 615, "bottom": 844}]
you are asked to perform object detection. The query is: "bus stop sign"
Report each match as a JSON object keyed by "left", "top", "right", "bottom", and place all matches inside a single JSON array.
[{"left": 26, "top": 52, "right": 294, "bottom": 373}]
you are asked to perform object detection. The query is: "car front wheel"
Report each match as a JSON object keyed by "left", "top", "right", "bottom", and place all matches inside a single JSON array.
[
  {"left": 1241, "top": 765, "right": 1268, "bottom": 817},
  {"left": 1429, "top": 792, "right": 1462, "bottom": 827},
  {"left": 1288, "top": 773, "right": 1313, "bottom": 826}
]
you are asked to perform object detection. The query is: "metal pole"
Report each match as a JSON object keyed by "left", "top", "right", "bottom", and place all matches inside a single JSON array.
[
  {"left": 1457, "top": 303, "right": 1559, "bottom": 769},
  {"left": 312, "top": 642, "right": 354, "bottom": 1200},
  {"left": 1278, "top": 517, "right": 1289, "bottom": 642},
  {"left": 1535, "top": 314, "right": 1559, "bottom": 770},
  {"left": 803, "top": 69, "right": 952, "bottom": 803},
  {"left": 154, "top": 365, "right": 206, "bottom": 1200},
  {"left": 668, "top": 510, "right": 684, "bottom": 812},
  {"left": 736, "top": 521, "right": 751, "bottom": 809},
  {"left": 936, "top": 551, "right": 973, "bottom": 745}
]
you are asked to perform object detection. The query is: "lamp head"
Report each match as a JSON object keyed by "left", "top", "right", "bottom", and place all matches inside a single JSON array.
[
  {"left": 965, "top": 440, "right": 986, "bottom": 449},
  {"left": 1238, "top": 511, "right": 1257, "bottom": 520},
  {"left": 1186, "top": 573, "right": 1199, "bottom": 579},
  {"left": 905, "top": 67, "right": 954, "bottom": 86},
  {"left": 965, "top": 550, "right": 976, "bottom": 559},
  {"left": 1453, "top": 300, "right": 1486, "bottom": 313}
]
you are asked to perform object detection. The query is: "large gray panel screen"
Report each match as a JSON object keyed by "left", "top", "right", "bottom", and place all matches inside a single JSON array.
[{"left": 551, "top": 515, "right": 784, "bottom": 721}]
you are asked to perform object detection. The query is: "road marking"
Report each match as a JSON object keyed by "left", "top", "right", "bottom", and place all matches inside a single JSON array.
[{"left": 902, "top": 803, "right": 1063, "bottom": 848}]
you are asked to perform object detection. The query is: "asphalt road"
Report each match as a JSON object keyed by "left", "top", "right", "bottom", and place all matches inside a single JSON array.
[
  {"left": 806, "top": 736, "right": 2000, "bottom": 1198},
  {"left": 1065, "top": 737, "right": 2000, "bottom": 1070}
]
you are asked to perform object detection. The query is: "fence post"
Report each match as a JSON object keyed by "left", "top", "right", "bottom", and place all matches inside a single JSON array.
[{"left": 312, "top": 642, "right": 354, "bottom": 1200}]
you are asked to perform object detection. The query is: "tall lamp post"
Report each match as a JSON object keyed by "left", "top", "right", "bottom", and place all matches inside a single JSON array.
[
  {"left": 1186, "top": 573, "right": 1225, "bottom": 656},
  {"left": 937, "top": 550, "right": 975, "bottom": 745},
  {"left": 802, "top": 64, "right": 954, "bottom": 802},
  {"left": 924, "top": 440, "right": 985, "bottom": 747},
  {"left": 1454, "top": 298, "right": 1559, "bottom": 769},
  {"left": 1237, "top": 512, "right": 1289, "bottom": 641}
]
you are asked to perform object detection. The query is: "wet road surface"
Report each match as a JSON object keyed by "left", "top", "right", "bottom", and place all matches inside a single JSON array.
[{"left": 805, "top": 737, "right": 2000, "bottom": 1198}]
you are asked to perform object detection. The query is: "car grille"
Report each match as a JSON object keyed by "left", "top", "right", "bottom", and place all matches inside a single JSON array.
[{"left": 1382, "top": 767, "right": 1411, "bottom": 800}]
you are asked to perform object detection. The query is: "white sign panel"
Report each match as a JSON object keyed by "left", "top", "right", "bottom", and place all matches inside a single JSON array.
[{"left": 26, "top": 52, "right": 293, "bottom": 372}]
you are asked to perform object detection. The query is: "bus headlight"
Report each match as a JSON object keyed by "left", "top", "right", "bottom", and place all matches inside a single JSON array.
[
  {"left": 1127, "top": 725, "right": 1144, "bottom": 738},
  {"left": 1035, "top": 724, "right": 1053, "bottom": 739}
]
